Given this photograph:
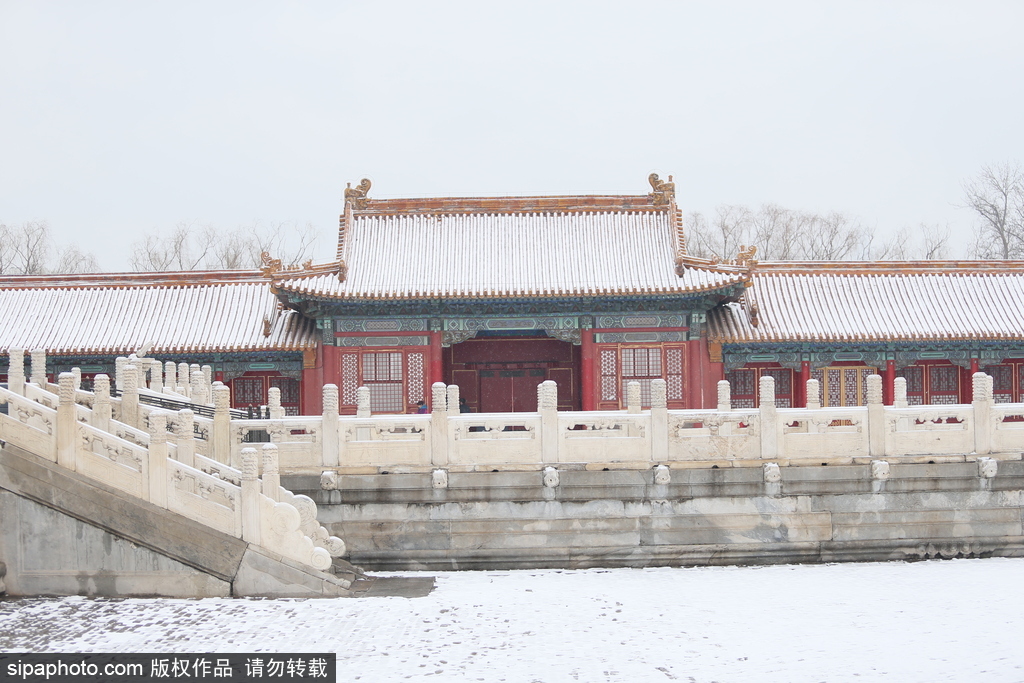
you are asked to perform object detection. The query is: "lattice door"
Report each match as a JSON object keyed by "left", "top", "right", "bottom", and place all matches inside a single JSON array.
[{"left": 816, "top": 366, "right": 876, "bottom": 407}]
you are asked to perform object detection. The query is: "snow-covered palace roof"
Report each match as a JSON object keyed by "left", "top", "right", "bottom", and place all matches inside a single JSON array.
[
  {"left": 273, "top": 194, "right": 750, "bottom": 301},
  {"left": 0, "top": 271, "right": 316, "bottom": 356},
  {"left": 707, "top": 261, "right": 1024, "bottom": 344}
]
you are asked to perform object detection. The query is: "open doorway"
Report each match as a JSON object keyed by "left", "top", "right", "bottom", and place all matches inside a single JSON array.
[{"left": 446, "top": 334, "right": 580, "bottom": 412}]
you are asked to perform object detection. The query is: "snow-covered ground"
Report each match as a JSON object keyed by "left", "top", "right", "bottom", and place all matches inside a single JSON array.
[{"left": 2, "top": 558, "right": 1023, "bottom": 682}]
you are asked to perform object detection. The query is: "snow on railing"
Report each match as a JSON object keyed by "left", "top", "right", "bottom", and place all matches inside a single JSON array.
[
  {"left": 0, "top": 355, "right": 346, "bottom": 577},
  {"left": 6, "top": 350, "right": 1023, "bottom": 482}
]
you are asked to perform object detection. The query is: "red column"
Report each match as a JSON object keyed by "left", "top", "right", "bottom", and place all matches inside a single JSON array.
[
  {"left": 700, "top": 337, "right": 722, "bottom": 410},
  {"left": 581, "top": 330, "right": 595, "bottom": 411},
  {"left": 883, "top": 360, "right": 896, "bottom": 405},
  {"left": 303, "top": 344, "right": 331, "bottom": 415},
  {"left": 970, "top": 358, "right": 979, "bottom": 374},
  {"left": 302, "top": 365, "right": 321, "bottom": 415},
  {"left": 797, "top": 361, "right": 811, "bottom": 408},
  {"left": 429, "top": 332, "right": 444, "bottom": 388},
  {"left": 686, "top": 340, "right": 703, "bottom": 409}
]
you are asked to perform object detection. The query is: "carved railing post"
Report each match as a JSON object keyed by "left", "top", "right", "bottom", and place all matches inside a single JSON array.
[
  {"left": 805, "top": 378, "right": 821, "bottom": 410},
  {"left": 626, "top": 381, "right": 642, "bottom": 414},
  {"left": 202, "top": 365, "right": 213, "bottom": 395},
  {"left": 894, "top": 377, "right": 908, "bottom": 409},
  {"left": 973, "top": 372, "right": 992, "bottom": 456},
  {"left": 121, "top": 364, "right": 140, "bottom": 428},
  {"left": 866, "top": 374, "right": 884, "bottom": 457},
  {"left": 445, "top": 384, "right": 461, "bottom": 462},
  {"left": 133, "top": 357, "right": 145, "bottom": 390},
  {"left": 322, "top": 384, "right": 339, "bottom": 468},
  {"left": 212, "top": 382, "right": 232, "bottom": 467},
  {"left": 7, "top": 348, "right": 25, "bottom": 396},
  {"left": 538, "top": 380, "right": 559, "bottom": 464},
  {"left": 176, "top": 408, "right": 195, "bottom": 468},
  {"left": 717, "top": 380, "right": 731, "bottom": 411},
  {"left": 115, "top": 356, "right": 127, "bottom": 392},
  {"left": 759, "top": 375, "right": 777, "bottom": 459},
  {"left": 178, "top": 363, "right": 190, "bottom": 397},
  {"left": 447, "top": 384, "right": 460, "bottom": 416},
  {"left": 190, "top": 364, "right": 202, "bottom": 397},
  {"left": 268, "top": 387, "right": 284, "bottom": 419},
  {"left": 31, "top": 349, "right": 47, "bottom": 387},
  {"left": 71, "top": 367, "right": 82, "bottom": 392},
  {"left": 148, "top": 359, "right": 163, "bottom": 393},
  {"left": 240, "top": 447, "right": 261, "bottom": 543},
  {"left": 356, "top": 386, "right": 371, "bottom": 418},
  {"left": 148, "top": 412, "right": 168, "bottom": 508},
  {"left": 164, "top": 361, "right": 177, "bottom": 393},
  {"left": 92, "top": 374, "right": 111, "bottom": 432},
  {"left": 262, "top": 443, "right": 281, "bottom": 502},
  {"left": 56, "top": 372, "right": 76, "bottom": 470},
  {"left": 431, "top": 382, "right": 448, "bottom": 466},
  {"left": 188, "top": 370, "right": 206, "bottom": 406},
  {"left": 651, "top": 378, "right": 668, "bottom": 463}
]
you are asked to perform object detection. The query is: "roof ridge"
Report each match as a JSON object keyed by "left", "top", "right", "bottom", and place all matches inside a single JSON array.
[
  {"left": 0, "top": 270, "right": 268, "bottom": 289},
  {"left": 753, "top": 260, "right": 1024, "bottom": 274},
  {"left": 353, "top": 195, "right": 667, "bottom": 215}
]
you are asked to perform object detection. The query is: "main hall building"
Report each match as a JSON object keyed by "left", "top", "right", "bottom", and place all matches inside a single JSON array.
[{"left": 4, "top": 177, "right": 1024, "bottom": 415}]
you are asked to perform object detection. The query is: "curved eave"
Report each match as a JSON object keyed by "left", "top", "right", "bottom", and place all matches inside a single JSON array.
[{"left": 280, "top": 282, "right": 748, "bottom": 308}]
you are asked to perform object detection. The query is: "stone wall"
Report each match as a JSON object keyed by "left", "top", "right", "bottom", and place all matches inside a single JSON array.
[{"left": 290, "top": 460, "right": 1024, "bottom": 570}]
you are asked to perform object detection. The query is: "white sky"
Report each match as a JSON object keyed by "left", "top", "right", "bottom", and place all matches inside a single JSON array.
[{"left": 2, "top": 1, "right": 1022, "bottom": 270}]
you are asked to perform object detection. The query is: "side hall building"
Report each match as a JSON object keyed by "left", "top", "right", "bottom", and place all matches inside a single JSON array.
[{"left": 3, "top": 177, "right": 1024, "bottom": 415}]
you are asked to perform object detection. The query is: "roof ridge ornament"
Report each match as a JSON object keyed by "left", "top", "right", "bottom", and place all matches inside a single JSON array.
[
  {"left": 733, "top": 244, "right": 758, "bottom": 268},
  {"left": 260, "top": 251, "right": 283, "bottom": 278},
  {"left": 344, "top": 178, "right": 372, "bottom": 210},
  {"left": 260, "top": 252, "right": 312, "bottom": 279},
  {"left": 648, "top": 173, "right": 675, "bottom": 206}
]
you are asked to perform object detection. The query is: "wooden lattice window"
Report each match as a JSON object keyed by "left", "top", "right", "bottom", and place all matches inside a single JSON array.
[
  {"left": 600, "top": 348, "right": 618, "bottom": 402},
  {"left": 269, "top": 376, "right": 301, "bottom": 415},
  {"left": 982, "top": 360, "right": 1024, "bottom": 403},
  {"left": 989, "top": 365, "right": 1014, "bottom": 403},
  {"left": 665, "top": 346, "right": 685, "bottom": 403},
  {"left": 232, "top": 373, "right": 300, "bottom": 414},
  {"left": 728, "top": 369, "right": 758, "bottom": 409},
  {"left": 234, "top": 377, "right": 264, "bottom": 406},
  {"left": 726, "top": 366, "right": 794, "bottom": 408},
  {"left": 621, "top": 347, "right": 662, "bottom": 407},
  {"left": 407, "top": 352, "right": 425, "bottom": 403},
  {"left": 815, "top": 366, "right": 876, "bottom": 407},
  {"left": 340, "top": 353, "right": 359, "bottom": 405},
  {"left": 928, "top": 366, "right": 960, "bottom": 404},
  {"left": 362, "top": 351, "right": 404, "bottom": 413},
  {"left": 898, "top": 363, "right": 961, "bottom": 405}
]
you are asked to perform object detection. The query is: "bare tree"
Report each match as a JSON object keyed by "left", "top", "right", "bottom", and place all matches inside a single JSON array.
[
  {"left": 962, "top": 162, "right": 1024, "bottom": 259},
  {"left": 917, "top": 223, "right": 952, "bottom": 260},
  {"left": 9, "top": 221, "right": 52, "bottom": 274},
  {"left": 245, "top": 221, "right": 320, "bottom": 267},
  {"left": 685, "top": 206, "right": 751, "bottom": 261},
  {"left": 870, "top": 226, "right": 912, "bottom": 260},
  {"left": 750, "top": 204, "right": 809, "bottom": 260},
  {"left": 808, "top": 212, "right": 868, "bottom": 260},
  {"left": 52, "top": 244, "right": 101, "bottom": 274},
  {"left": 0, "top": 221, "right": 102, "bottom": 274},
  {"left": 0, "top": 223, "right": 14, "bottom": 274},
  {"left": 129, "top": 220, "right": 321, "bottom": 271},
  {"left": 687, "top": 205, "right": 875, "bottom": 261},
  {"left": 129, "top": 221, "right": 219, "bottom": 271},
  {"left": 686, "top": 204, "right": 959, "bottom": 262}
]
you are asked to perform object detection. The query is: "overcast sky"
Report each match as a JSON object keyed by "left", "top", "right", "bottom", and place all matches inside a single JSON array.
[{"left": 2, "top": 1, "right": 1022, "bottom": 270}]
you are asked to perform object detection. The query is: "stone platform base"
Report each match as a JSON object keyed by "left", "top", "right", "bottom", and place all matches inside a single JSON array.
[{"left": 291, "top": 461, "right": 1024, "bottom": 571}]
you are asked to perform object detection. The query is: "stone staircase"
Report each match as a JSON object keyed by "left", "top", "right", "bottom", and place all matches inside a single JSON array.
[{"left": 0, "top": 368, "right": 356, "bottom": 598}]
